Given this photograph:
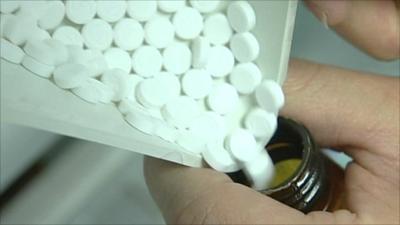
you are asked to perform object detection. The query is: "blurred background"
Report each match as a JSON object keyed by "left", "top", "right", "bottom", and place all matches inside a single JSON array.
[{"left": 1, "top": 3, "right": 399, "bottom": 225}]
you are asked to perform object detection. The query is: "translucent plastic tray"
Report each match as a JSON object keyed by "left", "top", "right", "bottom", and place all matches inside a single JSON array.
[{"left": 1, "top": 0, "right": 298, "bottom": 167}]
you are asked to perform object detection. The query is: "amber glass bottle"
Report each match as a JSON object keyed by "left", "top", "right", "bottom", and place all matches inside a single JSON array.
[{"left": 229, "top": 117, "right": 345, "bottom": 213}]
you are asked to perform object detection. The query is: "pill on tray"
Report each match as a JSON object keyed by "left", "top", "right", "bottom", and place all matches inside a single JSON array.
[
  {"left": 163, "top": 42, "right": 191, "bottom": 75},
  {"left": 22, "top": 55, "right": 55, "bottom": 78},
  {"left": 44, "top": 39, "right": 69, "bottom": 66},
  {"left": 82, "top": 19, "right": 113, "bottom": 51},
  {"left": 24, "top": 39, "right": 56, "bottom": 65},
  {"left": 255, "top": 80, "right": 285, "bottom": 114},
  {"left": 126, "top": 1, "right": 157, "bottom": 22},
  {"left": 225, "top": 128, "right": 259, "bottom": 163},
  {"left": 191, "top": 37, "right": 210, "bottom": 68},
  {"left": 244, "top": 108, "right": 277, "bottom": 139},
  {"left": 229, "top": 63, "right": 262, "bottom": 94},
  {"left": 158, "top": 0, "right": 185, "bottom": 13},
  {"left": 206, "top": 46, "right": 234, "bottom": 78},
  {"left": 53, "top": 63, "right": 89, "bottom": 89},
  {"left": 52, "top": 26, "right": 84, "bottom": 48},
  {"left": 125, "top": 111, "right": 157, "bottom": 135},
  {"left": 1, "top": 38, "right": 25, "bottom": 64},
  {"left": 182, "top": 69, "right": 213, "bottom": 99},
  {"left": 176, "top": 130, "right": 205, "bottom": 154},
  {"left": 188, "top": 112, "right": 226, "bottom": 143},
  {"left": 190, "top": 0, "right": 221, "bottom": 13},
  {"left": 154, "top": 121, "right": 179, "bottom": 143},
  {"left": 137, "top": 74, "right": 180, "bottom": 108},
  {"left": 72, "top": 78, "right": 114, "bottom": 104},
  {"left": 96, "top": 0, "right": 126, "bottom": 23},
  {"left": 132, "top": 45, "right": 163, "bottom": 78},
  {"left": 65, "top": 0, "right": 96, "bottom": 25},
  {"left": 207, "top": 83, "right": 239, "bottom": 115},
  {"left": 38, "top": 0, "right": 65, "bottom": 30},
  {"left": 19, "top": 1, "right": 49, "bottom": 20},
  {"left": 173, "top": 7, "right": 203, "bottom": 40},
  {"left": 104, "top": 48, "right": 132, "bottom": 73},
  {"left": 162, "top": 96, "right": 201, "bottom": 129},
  {"left": 30, "top": 28, "right": 51, "bottom": 42},
  {"left": 145, "top": 16, "right": 175, "bottom": 49},
  {"left": 227, "top": 1, "right": 256, "bottom": 33},
  {"left": 0, "top": 1, "right": 20, "bottom": 14},
  {"left": 203, "top": 13, "right": 232, "bottom": 45},
  {"left": 114, "top": 19, "right": 144, "bottom": 51},
  {"left": 203, "top": 139, "right": 241, "bottom": 173},
  {"left": 84, "top": 49, "right": 109, "bottom": 78},
  {"left": 3, "top": 13, "right": 37, "bottom": 46},
  {"left": 230, "top": 32, "right": 260, "bottom": 63},
  {"left": 101, "top": 69, "right": 131, "bottom": 102}
]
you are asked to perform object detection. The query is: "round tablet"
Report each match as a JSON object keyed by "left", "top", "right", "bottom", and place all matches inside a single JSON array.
[
  {"left": 162, "top": 96, "right": 201, "bottom": 129},
  {"left": 176, "top": 130, "right": 206, "bottom": 154},
  {"left": 72, "top": 78, "right": 113, "bottom": 104},
  {"left": 24, "top": 39, "right": 56, "bottom": 65},
  {"left": 0, "top": 1, "right": 20, "bottom": 13},
  {"left": 137, "top": 74, "right": 180, "bottom": 108},
  {"left": 230, "top": 32, "right": 260, "bottom": 63},
  {"left": 53, "top": 63, "right": 89, "bottom": 89},
  {"left": 173, "top": 7, "right": 203, "bottom": 40},
  {"left": 82, "top": 19, "right": 113, "bottom": 51},
  {"left": 191, "top": 37, "right": 210, "bottom": 68},
  {"left": 189, "top": 0, "right": 221, "bottom": 13},
  {"left": 125, "top": 109, "right": 157, "bottom": 135},
  {"left": 52, "top": 26, "right": 84, "bottom": 48},
  {"left": 104, "top": 48, "right": 132, "bottom": 73},
  {"left": 96, "top": 0, "right": 126, "bottom": 23},
  {"left": 207, "top": 83, "right": 239, "bottom": 115},
  {"left": 132, "top": 45, "right": 163, "bottom": 78},
  {"left": 114, "top": 19, "right": 144, "bottom": 51},
  {"left": 22, "top": 55, "right": 55, "bottom": 78},
  {"left": 38, "top": 1, "right": 65, "bottom": 30},
  {"left": 245, "top": 108, "right": 277, "bottom": 138},
  {"left": 158, "top": 0, "right": 185, "bottom": 13},
  {"left": 65, "top": 0, "right": 96, "bottom": 25},
  {"left": 203, "top": 13, "right": 232, "bottom": 45},
  {"left": 255, "top": 80, "right": 285, "bottom": 114},
  {"left": 126, "top": 1, "right": 157, "bottom": 22},
  {"left": 203, "top": 139, "right": 241, "bottom": 173},
  {"left": 44, "top": 38, "right": 69, "bottom": 66},
  {"left": 225, "top": 128, "right": 259, "bottom": 162},
  {"left": 182, "top": 69, "right": 212, "bottom": 99},
  {"left": 229, "top": 63, "right": 262, "bottom": 94},
  {"left": 145, "top": 16, "right": 175, "bottom": 49},
  {"left": 3, "top": 13, "right": 37, "bottom": 46},
  {"left": 84, "top": 49, "right": 108, "bottom": 77},
  {"left": 227, "top": 1, "right": 256, "bottom": 32},
  {"left": 30, "top": 28, "right": 51, "bottom": 42},
  {"left": 206, "top": 46, "right": 234, "bottom": 78},
  {"left": 1, "top": 38, "right": 25, "bottom": 64},
  {"left": 101, "top": 69, "right": 131, "bottom": 102},
  {"left": 19, "top": 1, "right": 49, "bottom": 19},
  {"left": 163, "top": 42, "right": 191, "bottom": 75},
  {"left": 188, "top": 112, "right": 226, "bottom": 143}
]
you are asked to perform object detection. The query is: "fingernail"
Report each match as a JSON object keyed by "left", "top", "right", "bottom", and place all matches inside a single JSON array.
[{"left": 305, "top": 0, "right": 350, "bottom": 26}]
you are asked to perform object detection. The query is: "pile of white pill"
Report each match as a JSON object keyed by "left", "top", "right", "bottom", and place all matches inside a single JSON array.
[{"left": 1, "top": 0, "right": 284, "bottom": 190}]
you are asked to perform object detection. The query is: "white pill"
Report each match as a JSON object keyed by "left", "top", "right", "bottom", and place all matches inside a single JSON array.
[
  {"left": 227, "top": 1, "right": 256, "bottom": 33},
  {"left": 162, "top": 96, "right": 201, "bottom": 129},
  {"left": 124, "top": 75, "right": 143, "bottom": 102},
  {"left": 22, "top": 55, "right": 54, "bottom": 78},
  {"left": 0, "top": 1, "right": 20, "bottom": 13},
  {"left": 191, "top": 37, "right": 210, "bottom": 68},
  {"left": 145, "top": 16, "right": 175, "bottom": 49},
  {"left": 188, "top": 112, "right": 226, "bottom": 143},
  {"left": 67, "top": 47, "right": 108, "bottom": 77},
  {"left": 206, "top": 46, "right": 234, "bottom": 78},
  {"left": 18, "top": 1, "right": 48, "bottom": 19},
  {"left": 1, "top": 14, "right": 14, "bottom": 38},
  {"left": 118, "top": 99, "right": 142, "bottom": 115},
  {"left": 44, "top": 39, "right": 69, "bottom": 66},
  {"left": 24, "top": 39, "right": 56, "bottom": 65},
  {"left": 190, "top": 0, "right": 221, "bottom": 13},
  {"left": 154, "top": 121, "right": 179, "bottom": 143},
  {"left": 30, "top": 28, "right": 51, "bottom": 42},
  {"left": 114, "top": 18, "right": 144, "bottom": 51},
  {"left": 163, "top": 42, "right": 191, "bottom": 75},
  {"left": 203, "top": 13, "right": 232, "bottom": 45},
  {"left": 53, "top": 63, "right": 89, "bottom": 89},
  {"left": 203, "top": 139, "right": 241, "bottom": 173},
  {"left": 255, "top": 80, "right": 285, "bottom": 114},
  {"left": 72, "top": 78, "right": 114, "bottom": 104},
  {"left": 207, "top": 83, "right": 239, "bottom": 115},
  {"left": 96, "top": 0, "right": 126, "bottom": 23},
  {"left": 104, "top": 48, "right": 131, "bottom": 73},
  {"left": 132, "top": 45, "right": 163, "bottom": 78},
  {"left": 125, "top": 108, "right": 157, "bottom": 135},
  {"left": 1, "top": 38, "right": 25, "bottom": 64},
  {"left": 82, "top": 19, "right": 113, "bottom": 51},
  {"left": 3, "top": 13, "right": 37, "bottom": 46},
  {"left": 245, "top": 108, "right": 277, "bottom": 139},
  {"left": 126, "top": 1, "right": 157, "bottom": 22},
  {"left": 52, "top": 26, "right": 84, "bottom": 48},
  {"left": 65, "top": 0, "right": 96, "bottom": 25},
  {"left": 182, "top": 69, "right": 212, "bottom": 99},
  {"left": 101, "top": 69, "right": 131, "bottom": 102},
  {"left": 173, "top": 7, "right": 203, "bottom": 40},
  {"left": 230, "top": 32, "right": 260, "bottom": 63},
  {"left": 242, "top": 150, "right": 275, "bottom": 190},
  {"left": 38, "top": 1, "right": 65, "bottom": 30},
  {"left": 229, "top": 63, "right": 262, "bottom": 95},
  {"left": 158, "top": 0, "right": 185, "bottom": 13},
  {"left": 176, "top": 130, "right": 205, "bottom": 154},
  {"left": 225, "top": 128, "right": 259, "bottom": 162}
]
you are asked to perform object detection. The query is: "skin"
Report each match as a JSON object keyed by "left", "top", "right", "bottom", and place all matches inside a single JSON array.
[{"left": 144, "top": 1, "right": 400, "bottom": 224}]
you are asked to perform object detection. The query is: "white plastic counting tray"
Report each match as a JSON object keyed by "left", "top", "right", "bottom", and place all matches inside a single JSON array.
[{"left": 1, "top": 1, "right": 298, "bottom": 168}]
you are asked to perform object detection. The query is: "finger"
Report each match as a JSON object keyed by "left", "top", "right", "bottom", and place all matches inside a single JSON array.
[
  {"left": 305, "top": 0, "right": 400, "bottom": 60},
  {"left": 282, "top": 59, "right": 399, "bottom": 180}
]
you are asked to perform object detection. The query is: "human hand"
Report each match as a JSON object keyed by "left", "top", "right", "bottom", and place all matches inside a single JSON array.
[{"left": 143, "top": 1, "right": 400, "bottom": 224}]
